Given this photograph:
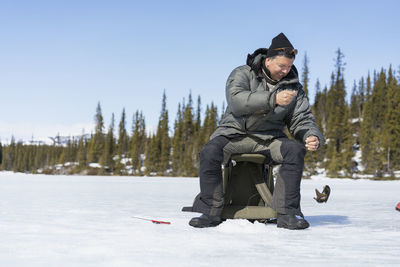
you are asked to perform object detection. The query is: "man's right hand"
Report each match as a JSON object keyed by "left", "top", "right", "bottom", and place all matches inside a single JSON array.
[{"left": 276, "top": 90, "right": 297, "bottom": 106}]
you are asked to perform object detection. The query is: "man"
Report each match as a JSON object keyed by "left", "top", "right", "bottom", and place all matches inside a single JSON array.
[{"left": 188, "top": 33, "right": 324, "bottom": 230}]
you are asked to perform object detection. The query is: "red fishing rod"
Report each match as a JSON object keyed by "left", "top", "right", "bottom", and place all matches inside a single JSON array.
[{"left": 132, "top": 216, "right": 171, "bottom": 224}]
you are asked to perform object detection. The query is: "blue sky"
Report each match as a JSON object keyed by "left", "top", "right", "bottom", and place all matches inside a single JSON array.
[{"left": 1, "top": 0, "right": 400, "bottom": 142}]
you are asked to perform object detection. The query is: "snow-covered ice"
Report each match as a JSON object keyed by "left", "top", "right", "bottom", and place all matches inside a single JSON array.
[{"left": 0, "top": 172, "right": 399, "bottom": 267}]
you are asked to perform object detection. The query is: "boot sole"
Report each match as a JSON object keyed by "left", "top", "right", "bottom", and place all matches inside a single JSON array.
[
  {"left": 189, "top": 219, "right": 221, "bottom": 228},
  {"left": 277, "top": 222, "right": 309, "bottom": 230}
]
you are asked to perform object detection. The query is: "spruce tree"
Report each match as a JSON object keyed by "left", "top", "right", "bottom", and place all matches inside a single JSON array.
[
  {"left": 5, "top": 137, "right": 16, "bottom": 171},
  {"left": 349, "top": 81, "right": 360, "bottom": 119},
  {"left": 201, "top": 103, "right": 218, "bottom": 145},
  {"left": 77, "top": 134, "right": 87, "bottom": 168},
  {"left": 341, "top": 105, "right": 355, "bottom": 176},
  {"left": 301, "top": 52, "right": 310, "bottom": 97},
  {"left": 358, "top": 77, "right": 366, "bottom": 118},
  {"left": 312, "top": 81, "right": 327, "bottom": 134},
  {"left": 383, "top": 67, "right": 400, "bottom": 172},
  {"left": 14, "top": 141, "right": 24, "bottom": 172},
  {"left": 115, "top": 108, "right": 129, "bottom": 174},
  {"left": 192, "top": 95, "right": 203, "bottom": 174},
  {"left": 171, "top": 103, "right": 184, "bottom": 176},
  {"left": 360, "top": 69, "right": 388, "bottom": 175},
  {"left": 34, "top": 143, "right": 45, "bottom": 171},
  {"left": 360, "top": 92, "right": 374, "bottom": 173},
  {"left": 306, "top": 80, "right": 326, "bottom": 175},
  {"left": 182, "top": 93, "right": 195, "bottom": 176},
  {"left": 100, "top": 113, "right": 116, "bottom": 174},
  {"left": 87, "top": 102, "right": 105, "bottom": 163},
  {"left": 325, "top": 49, "right": 347, "bottom": 176},
  {"left": 150, "top": 90, "right": 171, "bottom": 175},
  {"left": 131, "top": 111, "right": 141, "bottom": 174},
  {"left": 195, "top": 95, "right": 202, "bottom": 134},
  {"left": 144, "top": 134, "right": 159, "bottom": 175},
  {"left": 130, "top": 111, "right": 146, "bottom": 175},
  {"left": 86, "top": 133, "right": 96, "bottom": 163},
  {"left": 159, "top": 93, "right": 171, "bottom": 175},
  {"left": 117, "top": 108, "right": 129, "bottom": 157}
]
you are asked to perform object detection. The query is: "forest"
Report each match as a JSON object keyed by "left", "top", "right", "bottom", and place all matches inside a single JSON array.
[{"left": 1, "top": 49, "right": 399, "bottom": 179}]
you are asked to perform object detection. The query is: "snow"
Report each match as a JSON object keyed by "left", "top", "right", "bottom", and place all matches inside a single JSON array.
[
  {"left": 0, "top": 172, "right": 399, "bottom": 267},
  {"left": 88, "top": 163, "right": 101, "bottom": 168}
]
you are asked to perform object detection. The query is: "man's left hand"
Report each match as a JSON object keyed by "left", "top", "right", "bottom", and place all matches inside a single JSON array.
[{"left": 305, "top": 136, "right": 319, "bottom": 151}]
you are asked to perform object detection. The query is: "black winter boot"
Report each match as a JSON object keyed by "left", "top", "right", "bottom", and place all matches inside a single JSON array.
[
  {"left": 189, "top": 214, "right": 222, "bottom": 228},
  {"left": 277, "top": 214, "right": 310, "bottom": 230}
]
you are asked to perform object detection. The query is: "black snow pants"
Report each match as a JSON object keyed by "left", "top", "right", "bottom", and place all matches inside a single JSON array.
[{"left": 191, "top": 135, "right": 306, "bottom": 217}]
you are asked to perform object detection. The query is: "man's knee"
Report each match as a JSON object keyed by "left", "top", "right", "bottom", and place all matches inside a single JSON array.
[
  {"left": 280, "top": 140, "right": 306, "bottom": 163},
  {"left": 200, "top": 136, "right": 229, "bottom": 166}
]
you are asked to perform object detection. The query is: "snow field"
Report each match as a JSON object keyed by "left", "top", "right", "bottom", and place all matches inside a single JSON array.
[{"left": 0, "top": 172, "right": 399, "bottom": 267}]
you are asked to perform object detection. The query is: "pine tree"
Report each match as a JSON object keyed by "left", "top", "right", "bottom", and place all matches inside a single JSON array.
[
  {"left": 100, "top": 113, "right": 116, "bottom": 174},
  {"left": 358, "top": 73, "right": 372, "bottom": 174},
  {"left": 5, "top": 137, "right": 17, "bottom": 170},
  {"left": 115, "top": 108, "right": 129, "bottom": 174},
  {"left": 77, "top": 134, "right": 87, "bottom": 168},
  {"left": 57, "top": 138, "right": 74, "bottom": 165},
  {"left": 34, "top": 143, "right": 45, "bottom": 171},
  {"left": 360, "top": 69, "right": 388, "bottom": 175},
  {"left": 118, "top": 108, "right": 129, "bottom": 157},
  {"left": 171, "top": 103, "right": 184, "bottom": 176},
  {"left": 358, "top": 77, "right": 366, "bottom": 118},
  {"left": 383, "top": 67, "right": 400, "bottom": 172},
  {"left": 201, "top": 103, "right": 218, "bottom": 145},
  {"left": 312, "top": 81, "right": 327, "bottom": 134},
  {"left": 182, "top": 93, "right": 196, "bottom": 176},
  {"left": 131, "top": 111, "right": 146, "bottom": 175},
  {"left": 130, "top": 111, "right": 141, "bottom": 174},
  {"left": 66, "top": 137, "right": 76, "bottom": 163},
  {"left": 325, "top": 49, "right": 347, "bottom": 176},
  {"left": 87, "top": 102, "right": 105, "bottom": 163},
  {"left": 305, "top": 80, "right": 326, "bottom": 175},
  {"left": 86, "top": 133, "right": 95, "bottom": 163},
  {"left": 192, "top": 95, "right": 203, "bottom": 174},
  {"left": 195, "top": 95, "right": 202, "bottom": 134},
  {"left": 144, "top": 134, "right": 158, "bottom": 175},
  {"left": 143, "top": 92, "right": 171, "bottom": 176},
  {"left": 349, "top": 81, "right": 360, "bottom": 119},
  {"left": 157, "top": 91, "right": 171, "bottom": 175},
  {"left": 301, "top": 52, "right": 310, "bottom": 97},
  {"left": 341, "top": 106, "right": 355, "bottom": 176},
  {"left": 14, "top": 141, "right": 24, "bottom": 172}
]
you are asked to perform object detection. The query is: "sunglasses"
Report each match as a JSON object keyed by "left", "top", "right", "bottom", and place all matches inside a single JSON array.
[{"left": 273, "top": 47, "right": 298, "bottom": 56}]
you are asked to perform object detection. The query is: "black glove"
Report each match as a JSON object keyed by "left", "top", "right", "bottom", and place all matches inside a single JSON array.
[{"left": 314, "top": 185, "right": 331, "bottom": 203}]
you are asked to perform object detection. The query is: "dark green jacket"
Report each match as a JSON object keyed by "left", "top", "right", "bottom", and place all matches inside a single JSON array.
[{"left": 211, "top": 48, "right": 324, "bottom": 145}]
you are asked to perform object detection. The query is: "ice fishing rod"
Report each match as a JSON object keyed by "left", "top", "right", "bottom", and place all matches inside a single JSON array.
[{"left": 132, "top": 216, "right": 171, "bottom": 224}]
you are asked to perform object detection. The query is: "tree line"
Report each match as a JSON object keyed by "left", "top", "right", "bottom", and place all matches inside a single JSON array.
[
  {"left": 1, "top": 49, "right": 399, "bottom": 178},
  {"left": 0, "top": 91, "right": 220, "bottom": 177}
]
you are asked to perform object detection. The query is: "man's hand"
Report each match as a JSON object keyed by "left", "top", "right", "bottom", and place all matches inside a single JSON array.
[
  {"left": 276, "top": 90, "right": 297, "bottom": 106},
  {"left": 305, "top": 136, "right": 319, "bottom": 151}
]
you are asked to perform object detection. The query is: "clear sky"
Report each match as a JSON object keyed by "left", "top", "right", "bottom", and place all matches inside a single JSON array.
[{"left": 1, "top": 0, "right": 400, "bottom": 142}]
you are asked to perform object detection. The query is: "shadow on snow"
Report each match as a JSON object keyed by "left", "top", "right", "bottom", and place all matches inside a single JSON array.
[{"left": 305, "top": 215, "right": 350, "bottom": 226}]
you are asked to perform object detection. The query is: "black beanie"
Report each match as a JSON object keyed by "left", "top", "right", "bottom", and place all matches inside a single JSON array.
[{"left": 266, "top": 33, "right": 296, "bottom": 58}]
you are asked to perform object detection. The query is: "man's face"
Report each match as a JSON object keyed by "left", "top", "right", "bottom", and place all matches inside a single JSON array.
[{"left": 265, "top": 56, "right": 294, "bottom": 81}]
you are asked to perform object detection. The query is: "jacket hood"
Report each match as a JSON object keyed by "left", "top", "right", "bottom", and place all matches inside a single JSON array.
[{"left": 246, "top": 48, "right": 299, "bottom": 81}]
